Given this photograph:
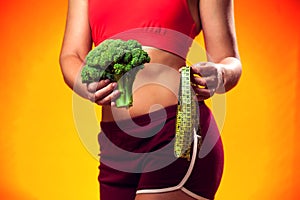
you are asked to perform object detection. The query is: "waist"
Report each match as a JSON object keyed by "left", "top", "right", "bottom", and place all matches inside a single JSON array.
[
  {"left": 101, "top": 104, "right": 178, "bottom": 131},
  {"left": 101, "top": 47, "right": 185, "bottom": 122}
]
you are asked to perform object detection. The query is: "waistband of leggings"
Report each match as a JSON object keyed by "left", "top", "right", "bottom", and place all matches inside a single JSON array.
[
  {"left": 100, "top": 101, "right": 205, "bottom": 131},
  {"left": 100, "top": 104, "right": 177, "bottom": 131}
]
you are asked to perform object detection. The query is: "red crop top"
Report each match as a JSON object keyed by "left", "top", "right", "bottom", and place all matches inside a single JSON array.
[{"left": 88, "top": 0, "right": 201, "bottom": 58}]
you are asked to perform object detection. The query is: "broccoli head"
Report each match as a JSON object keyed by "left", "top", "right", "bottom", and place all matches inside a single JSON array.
[{"left": 81, "top": 39, "right": 150, "bottom": 108}]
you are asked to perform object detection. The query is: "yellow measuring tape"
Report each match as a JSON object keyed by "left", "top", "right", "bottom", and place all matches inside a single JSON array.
[{"left": 174, "top": 66, "right": 200, "bottom": 160}]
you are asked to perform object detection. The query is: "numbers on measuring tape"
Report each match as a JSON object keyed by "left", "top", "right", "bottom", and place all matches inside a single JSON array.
[{"left": 174, "top": 66, "right": 200, "bottom": 160}]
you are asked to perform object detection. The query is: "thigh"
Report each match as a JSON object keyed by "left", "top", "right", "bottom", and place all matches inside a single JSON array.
[
  {"left": 135, "top": 190, "right": 209, "bottom": 200},
  {"left": 100, "top": 183, "right": 137, "bottom": 200},
  {"left": 99, "top": 163, "right": 140, "bottom": 200}
]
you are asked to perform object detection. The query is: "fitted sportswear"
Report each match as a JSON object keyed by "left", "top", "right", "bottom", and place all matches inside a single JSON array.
[
  {"left": 98, "top": 103, "right": 224, "bottom": 200},
  {"left": 88, "top": 1, "right": 224, "bottom": 199},
  {"left": 88, "top": 0, "right": 201, "bottom": 58}
]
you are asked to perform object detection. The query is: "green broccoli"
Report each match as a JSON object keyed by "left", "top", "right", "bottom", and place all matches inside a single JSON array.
[{"left": 81, "top": 39, "right": 150, "bottom": 108}]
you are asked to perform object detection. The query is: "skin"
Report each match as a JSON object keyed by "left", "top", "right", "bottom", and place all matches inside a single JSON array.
[{"left": 59, "top": 0, "right": 242, "bottom": 199}]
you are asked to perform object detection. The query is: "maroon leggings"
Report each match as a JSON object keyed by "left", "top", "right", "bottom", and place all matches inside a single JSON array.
[{"left": 98, "top": 103, "right": 224, "bottom": 200}]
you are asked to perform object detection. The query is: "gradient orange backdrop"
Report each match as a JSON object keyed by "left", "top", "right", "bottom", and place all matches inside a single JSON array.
[{"left": 0, "top": 0, "right": 299, "bottom": 199}]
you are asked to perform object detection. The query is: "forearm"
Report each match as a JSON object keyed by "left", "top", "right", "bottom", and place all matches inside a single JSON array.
[
  {"left": 59, "top": 54, "right": 91, "bottom": 100},
  {"left": 217, "top": 56, "right": 242, "bottom": 93}
]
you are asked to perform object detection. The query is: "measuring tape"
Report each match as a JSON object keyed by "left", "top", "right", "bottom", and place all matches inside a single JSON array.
[{"left": 174, "top": 66, "right": 200, "bottom": 160}]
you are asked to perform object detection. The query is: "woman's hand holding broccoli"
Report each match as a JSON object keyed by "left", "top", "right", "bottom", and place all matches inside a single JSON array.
[
  {"left": 86, "top": 79, "right": 120, "bottom": 106},
  {"left": 81, "top": 39, "right": 150, "bottom": 108}
]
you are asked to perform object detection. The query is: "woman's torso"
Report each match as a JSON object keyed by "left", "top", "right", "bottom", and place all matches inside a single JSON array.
[{"left": 88, "top": 0, "right": 201, "bottom": 122}]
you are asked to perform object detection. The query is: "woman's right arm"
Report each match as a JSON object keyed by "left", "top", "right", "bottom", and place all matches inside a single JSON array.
[{"left": 59, "top": 0, "right": 118, "bottom": 105}]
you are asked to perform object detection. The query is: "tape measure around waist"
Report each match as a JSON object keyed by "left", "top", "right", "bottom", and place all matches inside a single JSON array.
[{"left": 174, "top": 66, "right": 200, "bottom": 160}]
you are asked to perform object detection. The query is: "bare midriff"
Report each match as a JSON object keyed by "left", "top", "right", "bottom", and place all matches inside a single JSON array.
[{"left": 101, "top": 47, "right": 186, "bottom": 122}]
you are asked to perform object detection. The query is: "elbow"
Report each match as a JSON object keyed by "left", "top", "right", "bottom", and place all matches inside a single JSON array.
[
  {"left": 59, "top": 54, "right": 68, "bottom": 84},
  {"left": 59, "top": 54, "right": 75, "bottom": 90}
]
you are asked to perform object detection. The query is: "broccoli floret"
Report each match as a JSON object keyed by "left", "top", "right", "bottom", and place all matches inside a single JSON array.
[
  {"left": 125, "top": 39, "right": 142, "bottom": 50},
  {"left": 81, "top": 66, "right": 102, "bottom": 83},
  {"left": 81, "top": 39, "right": 150, "bottom": 108}
]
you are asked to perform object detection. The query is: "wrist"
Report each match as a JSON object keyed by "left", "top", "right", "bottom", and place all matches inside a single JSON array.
[
  {"left": 216, "top": 57, "right": 242, "bottom": 93},
  {"left": 216, "top": 64, "right": 226, "bottom": 93}
]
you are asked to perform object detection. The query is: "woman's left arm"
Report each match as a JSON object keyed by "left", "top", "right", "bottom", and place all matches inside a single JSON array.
[{"left": 191, "top": 0, "right": 242, "bottom": 99}]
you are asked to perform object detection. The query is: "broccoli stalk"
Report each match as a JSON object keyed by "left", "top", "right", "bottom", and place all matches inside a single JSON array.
[
  {"left": 81, "top": 39, "right": 150, "bottom": 108},
  {"left": 114, "top": 65, "right": 143, "bottom": 107}
]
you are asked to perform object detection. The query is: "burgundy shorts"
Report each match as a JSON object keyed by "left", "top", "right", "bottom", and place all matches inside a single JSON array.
[{"left": 98, "top": 103, "right": 224, "bottom": 200}]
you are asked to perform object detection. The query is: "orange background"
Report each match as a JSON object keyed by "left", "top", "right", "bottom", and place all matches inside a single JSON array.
[{"left": 0, "top": 0, "right": 299, "bottom": 199}]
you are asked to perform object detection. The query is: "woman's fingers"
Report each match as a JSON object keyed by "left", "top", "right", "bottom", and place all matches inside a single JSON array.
[
  {"left": 192, "top": 85, "right": 215, "bottom": 101},
  {"left": 87, "top": 79, "right": 110, "bottom": 92},
  {"left": 96, "top": 89, "right": 121, "bottom": 106},
  {"left": 86, "top": 80, "right": 120, "bottom": 106},
  {"left": 94, "top": 82, "right": 118, "bottom": 104},
  {"left": 190, "top": 62, "right": 224, "bottom": 96},
  {"left": 188, "top": 62, "right": 222, "bottom": 101},
  {"left": 192, "top": 75, "right": 207, "bottom": 87},
  {"left": 192, "top": 75, "right": 218, "bottom": 89}
]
